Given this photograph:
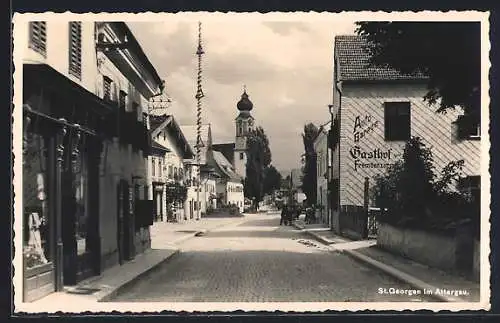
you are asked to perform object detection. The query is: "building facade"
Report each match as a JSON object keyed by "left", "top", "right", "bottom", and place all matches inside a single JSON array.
[
  {"left": 330, "top": 35, "right": 481, "bottom": 237},
  {"left": 147, "top": 114, "right": 195, "bottom": 222},
  {"left": 211, "top": 151, "right": 245, "bottom": 212},
  {"left": 314, "top": 126, "right": 331, "bottom": 225},
  {"left": 19, "top": 20, "right": 162, "bottom": 302},
  {"left": 180, "top": 124, "right": 218, "bottom": 217}
]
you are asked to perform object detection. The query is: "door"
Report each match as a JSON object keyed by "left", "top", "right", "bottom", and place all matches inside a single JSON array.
[{"left": 116, "top": 180, "right": 131, "bottom": 264}]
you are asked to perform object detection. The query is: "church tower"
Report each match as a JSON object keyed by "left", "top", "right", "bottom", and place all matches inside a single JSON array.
[{"left": 234, "top": 87, "right": 255, "bottom": 179}]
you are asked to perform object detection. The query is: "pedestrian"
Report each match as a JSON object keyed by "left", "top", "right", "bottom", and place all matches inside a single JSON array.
[{"left": 280, "top": 205, "right": 288, "bottom": 225}]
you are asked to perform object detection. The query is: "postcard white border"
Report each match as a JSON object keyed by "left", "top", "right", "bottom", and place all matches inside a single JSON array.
[{"left": 12, "top": 10, "right": 491, "bottom": 313}]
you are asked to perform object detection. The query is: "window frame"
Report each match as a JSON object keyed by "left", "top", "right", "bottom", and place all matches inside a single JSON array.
[{"left": 384, "top": 101, "right": 411, "bottom": 142}]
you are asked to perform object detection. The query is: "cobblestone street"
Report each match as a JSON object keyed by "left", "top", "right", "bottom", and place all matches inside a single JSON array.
[{"left": 110, "top": 213, "right": 436, "bottom": 302}]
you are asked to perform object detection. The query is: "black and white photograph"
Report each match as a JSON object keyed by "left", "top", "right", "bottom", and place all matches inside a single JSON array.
[{"left": 12, "top": 11, "right": 490, "bottom": 313}]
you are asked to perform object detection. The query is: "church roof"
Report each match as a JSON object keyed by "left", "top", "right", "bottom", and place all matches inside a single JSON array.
[
  {"left": 212, "top": 143, "right": 235, "bottom": 166},
  {"left": 212, "top": 150, "right": 242, "bottom": 182},
  {"left": 237, "top": 90, "right": 253, "bottom": 111}
]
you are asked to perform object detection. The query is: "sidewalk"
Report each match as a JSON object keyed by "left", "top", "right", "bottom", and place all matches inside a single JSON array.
[
  {"left": 293, "top": 219, "right": 480, "bottom": 302},
  {"left": 18, "top": 215, "right": 249, "bottom": 312}
]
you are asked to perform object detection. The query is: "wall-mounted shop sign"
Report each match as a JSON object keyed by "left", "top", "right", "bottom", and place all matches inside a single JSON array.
[
  {"left": 349, "top": 146, "right": 398, "bottom": 172},
  {"left": 353, "top": 115, "right": 379, "bottom": 143}
]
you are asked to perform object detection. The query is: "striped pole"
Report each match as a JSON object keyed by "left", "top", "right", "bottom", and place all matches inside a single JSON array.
[{"left": 195, "top": 21, "right": 204, "bottom": 220}]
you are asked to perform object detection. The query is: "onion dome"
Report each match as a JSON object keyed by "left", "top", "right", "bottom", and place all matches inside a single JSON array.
[{"left": 237, "top": 89, "right": 253, "bottom": 112}]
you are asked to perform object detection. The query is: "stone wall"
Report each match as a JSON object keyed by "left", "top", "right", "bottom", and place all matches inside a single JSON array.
[{"left": 378, "top": 222, "right": 479, "bottom": 279}]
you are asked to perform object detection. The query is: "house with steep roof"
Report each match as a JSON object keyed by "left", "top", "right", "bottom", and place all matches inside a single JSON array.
[
  {"left": 179, "top": 123, "right": 218, "bottom": 216},
  {"left": 147, "top": 114, "right": 196, "bottom": 222},
  {"left": 330, "top": 35, "right": 481, "bottom": 238},
  {"left": 210, "top": 151, "right": 245, "bottom": 212}
]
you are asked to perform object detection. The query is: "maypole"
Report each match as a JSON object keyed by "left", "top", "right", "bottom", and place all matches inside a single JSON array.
[{"left": 195, "top": 21, "right": 205, "bottom": 220}]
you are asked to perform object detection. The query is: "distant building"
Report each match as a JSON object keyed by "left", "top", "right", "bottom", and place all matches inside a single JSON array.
[
  {"left": 213, "top": 88, "right": 256, "bottom": 180},
  {"left": 147, "top": 114, "right": 195, "bottom": 222},
  {"left": 330, "top": 35, "right": 480, "bottom": 238},
  {"left": 210, "top": 151, "right": 245, "bottom": 213},
  {"left": 314, "top": 124, "right": 331, "bottom": 225},
  {"left": 180, "top": 124, "right": 218, "bottom": 217}
]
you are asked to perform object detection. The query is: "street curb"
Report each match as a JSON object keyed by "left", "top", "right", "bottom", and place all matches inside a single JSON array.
[
  {"left": 100, "top": 216, "right": 249, "bottom": 302},
  {"left": 98, "top": 249, "right": 181, "bottom": 302},
  {"left": 303, "top": 230, "right": 337, "bottom": 245},
  {"left": 341, "top": 249, "right": 464, "bottom": 302},
  {"left": 294, "top": 225, "right": 465, "bottom": 302}
]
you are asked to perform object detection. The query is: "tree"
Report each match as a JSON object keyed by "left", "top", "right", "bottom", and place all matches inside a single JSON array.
[
  {"left": 263, "top": 165, "right": 282, "bottom": 196},
  {"left": 244, "top": 126, "right": 272, "bottom": 208},
  {"left": 355, "top": 22, "right": 481, "bottom": 120},
  {"left": 300, "top": 123, "right": 319, "bottom": 206}
]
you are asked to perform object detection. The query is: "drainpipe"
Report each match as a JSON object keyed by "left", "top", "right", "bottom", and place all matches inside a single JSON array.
[
  {"left": 335, "top": 81, "right": 343, "bottom": 232},
  {"left": 328, "top": 104, "right": 334, "bottom": 229}
]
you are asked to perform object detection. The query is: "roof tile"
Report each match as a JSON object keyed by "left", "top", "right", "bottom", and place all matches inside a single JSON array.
[{"left": 335, "top": 35, "right": 427, "bottom": 82}]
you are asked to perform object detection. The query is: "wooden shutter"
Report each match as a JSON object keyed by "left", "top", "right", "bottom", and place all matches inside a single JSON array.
[
  {"left": 103, "top": 76, "right": 112, "bottom": 101},
  {"left": 29, "top": 22, "right": 47, "bottom": 56},
  {"left": 69, "top": 22, "right": 82, "bottom": 78}
]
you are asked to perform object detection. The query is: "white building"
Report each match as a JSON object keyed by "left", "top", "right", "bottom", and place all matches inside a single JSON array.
[
  {"left": 18, "top": 19, "right": 163, "bottom": 301},
  {"left": 314, "top": 125, "right": 332, "bottom": 226},
  {"left": 147, "top": 114, "right": 195, "bottom": 222},
  {"left": 331, "top": 35, "right": 481, "bottom": 238},
  {"left": 180, "top": 124, "right": 218, "bottom": 217},
  {"left": 211, "top": 151, "right": 245, "bottom": 213}
]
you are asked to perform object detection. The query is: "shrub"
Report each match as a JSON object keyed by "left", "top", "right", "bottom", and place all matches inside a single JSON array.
[{"left": 371, "top": 137, "right": 473, "bottom": 231}]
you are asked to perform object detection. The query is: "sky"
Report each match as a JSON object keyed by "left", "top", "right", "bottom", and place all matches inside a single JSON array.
[{"left": 128, "top": 16, "right": 357, "bottom": 173}]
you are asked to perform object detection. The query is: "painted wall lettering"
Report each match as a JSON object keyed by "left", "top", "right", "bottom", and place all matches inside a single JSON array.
[
  {"left": 353, "top": 115, "right": 379, "bottom": 143},
  {"left": 349, "top": 146, "right": 399, "bottom": 172}
]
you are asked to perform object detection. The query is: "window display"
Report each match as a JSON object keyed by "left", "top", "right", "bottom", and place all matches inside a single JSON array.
[{"left": 23, "top": 133, "right": 51, "bottom": 269}]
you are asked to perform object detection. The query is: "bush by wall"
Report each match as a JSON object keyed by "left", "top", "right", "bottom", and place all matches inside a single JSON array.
[{"left": 371, "top": 137, "right": 479, "bottom": 236}]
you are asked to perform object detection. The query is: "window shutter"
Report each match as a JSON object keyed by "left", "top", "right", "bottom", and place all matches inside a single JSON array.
[
  {"left": 103, "top": 76, "right": 112, "bottom": 101},
  {"left": 68, "top": 22, "right": 82, "bottom": 79},
  {"left": 29, "top": 22, "right": 47, "bottom": 56}
]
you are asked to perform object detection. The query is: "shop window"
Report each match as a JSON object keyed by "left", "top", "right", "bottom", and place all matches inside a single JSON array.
[
  {"left": 384, "top": 102, "right": 411, "bottom": 141},
  {"left": 23, "top": 133, "right": 51, "bottom": 269},
  {"left": 29, "top": 21, "right": 47, "bottom": 57},
  {"left": 74, "top": 148, "right": 89, "bottom": 256},
  {"left": 68, "top": 22, "right": 82, "bottom": 79}
]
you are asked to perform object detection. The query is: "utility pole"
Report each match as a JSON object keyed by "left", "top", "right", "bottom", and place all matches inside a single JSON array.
[{"left": 195, "top": 21, "right": 205, "bottom": 220}]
